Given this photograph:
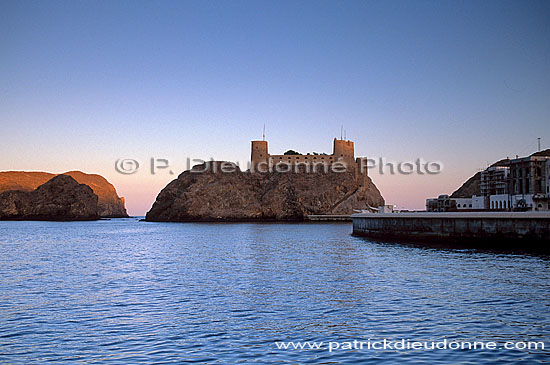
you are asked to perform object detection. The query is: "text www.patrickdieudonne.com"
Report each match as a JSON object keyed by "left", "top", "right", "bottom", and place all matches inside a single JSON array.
[{"left": 275, "top": 339, "right": 546, "bottom": 352}]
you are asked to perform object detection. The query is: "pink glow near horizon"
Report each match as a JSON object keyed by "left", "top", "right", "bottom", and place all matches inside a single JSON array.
[{"left": 2, "top": 1, "right": 548, "bottom": 216}]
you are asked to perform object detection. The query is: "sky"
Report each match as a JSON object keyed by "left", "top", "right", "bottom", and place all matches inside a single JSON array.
[{"left": 1, "top": 0, "right": 549, "bottom": 216}]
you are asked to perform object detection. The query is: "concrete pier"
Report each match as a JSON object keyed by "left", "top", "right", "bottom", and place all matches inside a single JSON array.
[
  {"left": 306, "top": 215, "right": 351, "bottom": 221},
  {"left": 352, "top": 212, "right": 550, "bottom": 248}
]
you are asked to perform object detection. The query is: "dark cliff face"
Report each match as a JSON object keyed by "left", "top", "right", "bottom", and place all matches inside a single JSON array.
[
  {"left": 0, "top": 175, "right": 99, "bottom": 221},
  {"left": 0, "top": 171, "right": 128, "bottom": 217},
  {"left": 62, "top": 171, "right": 128, "bottom": 217},
  {"left": 450, "top": 171, "right": 482, "bottom": 198},
  {"left": 145, "top": 163, "right": 385, "bottom": 221}
]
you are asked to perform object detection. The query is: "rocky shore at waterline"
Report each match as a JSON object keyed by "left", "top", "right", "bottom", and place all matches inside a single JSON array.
[
  {"left": 146, "top": 162, "right": 384, "bottom": 222},
  {"left": 0, "top": 175, "right": 99, "bottom": 221}
]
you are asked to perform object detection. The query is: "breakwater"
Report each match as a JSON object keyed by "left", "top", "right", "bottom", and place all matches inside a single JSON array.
[
  {"left": 306, "top": 215, "right": 351, "bottom": 221},
  {"left": 352, "top": 212, "right": 550, "bottom": 250}
]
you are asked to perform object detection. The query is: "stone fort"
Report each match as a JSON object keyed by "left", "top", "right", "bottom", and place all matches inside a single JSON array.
[{"left": 251, "top": 138, "right": 367, "bottom": 174}]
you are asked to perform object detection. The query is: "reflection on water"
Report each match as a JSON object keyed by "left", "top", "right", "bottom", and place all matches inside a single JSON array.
[{"left": 0, "top": 220, "right": 548, "bottom": 363}]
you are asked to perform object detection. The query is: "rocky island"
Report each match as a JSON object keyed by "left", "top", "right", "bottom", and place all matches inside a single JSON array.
[
  {"left": 0, "top": 175, "right": 99, "bottom": 221},
  {"left": 146, "top": 163, "right": 384, "bottom": 221},
  {"left": 146, "top": 138, "right": 385, "bottom": 222},
  {"left": 0, "top": 171, "right": 128, "bottom": 217}
]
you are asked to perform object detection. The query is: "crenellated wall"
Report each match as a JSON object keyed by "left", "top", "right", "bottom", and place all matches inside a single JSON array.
[{"left": 251, "top": 138, "right": 365, "bottom": 174}]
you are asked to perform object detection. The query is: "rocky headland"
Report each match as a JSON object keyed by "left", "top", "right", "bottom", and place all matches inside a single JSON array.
[
  {"left": 146, "top": 162, "right": 384, "bottom": 222},
  {"left": 0, "top": 171, "right": 128, "bottom": 217},
  {"left": 0, "top": 175, "right": 99, "bottom": 221}
]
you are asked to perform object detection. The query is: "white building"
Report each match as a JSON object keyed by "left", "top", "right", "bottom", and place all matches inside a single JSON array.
[
  {"left": 454, "top": 198, "right": 473, "bottom": 210},
  {"left": 508, "top": 194, "right": 534, "bottom": 211},
  {"left": 472, "top": 195, "right": 486, "bottom": 210},
  {"left": 489, "top": 194, "right": 509, "bottom": 210}
]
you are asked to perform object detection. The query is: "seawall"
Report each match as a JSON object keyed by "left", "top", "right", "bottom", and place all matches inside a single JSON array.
[
  {"left": 352, "top": 212, "right": 550, "bottom": 249},
  {"left": 306, "top": 215, "right": 351, "bottom": 221}
]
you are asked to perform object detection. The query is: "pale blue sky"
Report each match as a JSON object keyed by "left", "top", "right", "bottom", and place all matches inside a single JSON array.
[{"left": 1, "top": 0, "right": 549, "bottom": 215}]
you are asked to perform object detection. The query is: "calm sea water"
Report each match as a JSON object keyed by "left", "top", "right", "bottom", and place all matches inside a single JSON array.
[{"left": 0, "top": 219, "right": 548, "bottom": 364}]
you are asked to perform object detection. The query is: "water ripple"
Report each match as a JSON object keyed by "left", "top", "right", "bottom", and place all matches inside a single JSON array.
[{"left": 0, "top": 220, "right": 548, "bottom": 363}]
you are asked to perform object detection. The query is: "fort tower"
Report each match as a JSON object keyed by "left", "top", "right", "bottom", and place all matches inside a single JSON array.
[
  {"left": 333, "top": 138, "right": 355, "bottom": 165},
  {"left": 251, "top": 140, "right": 269, "bottom": 171}
]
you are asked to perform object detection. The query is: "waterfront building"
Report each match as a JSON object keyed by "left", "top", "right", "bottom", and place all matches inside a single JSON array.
[
  {"left": 480, "top": 165, "right": 509, "bottom": 196},
  {"left": 454, "top": 198, "right": 473, "bottom": 209},
  {"left": 426, "top": 195, "right": 473, "bottom": 212},
  {"left": 489, "top": 194, "right": 510, "bottom": 210},
  {"left": 508, "top": 153, "right": 550, "bottom": 211},
  {"left": 427, "top": 150, "right": 550, "bottom": 212},
  {"left": 472, "top": 195, "right": 486, "bottom": 210}
]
